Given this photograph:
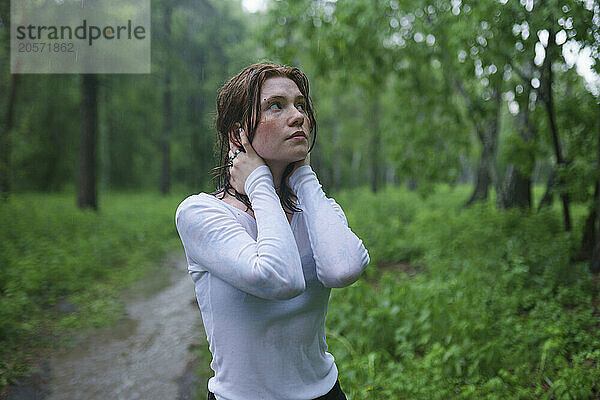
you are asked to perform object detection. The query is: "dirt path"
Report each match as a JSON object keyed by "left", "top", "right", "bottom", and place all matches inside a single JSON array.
[{"left": 18, "top": 253, "right": 207, "bottom": 400}]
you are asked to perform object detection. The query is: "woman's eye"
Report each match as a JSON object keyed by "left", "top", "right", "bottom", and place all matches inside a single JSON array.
[{"left": 268, "top": 102, "right": 282, "bottom": 110}]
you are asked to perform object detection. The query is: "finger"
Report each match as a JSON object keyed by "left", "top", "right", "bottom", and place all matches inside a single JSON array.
[
  {"left": 238, "top": 128, "right": 255, "bottom": 155},
  {"left": 229, "top": 137, "right": 240, "bottom": 151},
  {"left": 229, "top": 128, "right": 243, "bottom": 149}
]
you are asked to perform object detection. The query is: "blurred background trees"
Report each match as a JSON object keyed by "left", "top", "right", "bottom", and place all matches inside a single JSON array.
[{"left": 0, "top": 0, "right": 598, "bottom": 264}]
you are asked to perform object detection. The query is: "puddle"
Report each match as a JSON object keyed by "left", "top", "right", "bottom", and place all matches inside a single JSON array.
[{"left": 42, "top": 254, "right": 205, "bottom": 400}]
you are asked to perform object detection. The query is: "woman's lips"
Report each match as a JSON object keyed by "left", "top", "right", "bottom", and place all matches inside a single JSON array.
[{"left": 289, "top": 131, "right": 307, "bottom": 140}]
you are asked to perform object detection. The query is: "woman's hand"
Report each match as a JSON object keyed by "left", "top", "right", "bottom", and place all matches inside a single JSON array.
[{"left": 229, "top": 128, "right": 266, "bottom": 195}]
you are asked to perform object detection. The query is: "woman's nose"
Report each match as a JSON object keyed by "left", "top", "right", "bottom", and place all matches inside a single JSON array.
[{"left": 289, "top": 107, "right": 304, "bottom": 126}]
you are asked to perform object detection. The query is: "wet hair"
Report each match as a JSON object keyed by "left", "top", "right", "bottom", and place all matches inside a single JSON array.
[{"left": 210, "top": 61, "right": 318, "bottom": 214}]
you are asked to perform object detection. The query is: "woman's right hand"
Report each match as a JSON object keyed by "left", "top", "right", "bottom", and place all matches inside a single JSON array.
[{"left": 229, "top": 128, "right": 266, "bottom": 195}]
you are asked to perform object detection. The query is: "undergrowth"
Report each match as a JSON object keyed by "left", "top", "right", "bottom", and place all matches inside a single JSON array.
[
  {"left": 329, "top": 184, "right": 599, "bottom": 399},
  {"left": 0, "top": 192, "right": 183, "bottom": 388}
]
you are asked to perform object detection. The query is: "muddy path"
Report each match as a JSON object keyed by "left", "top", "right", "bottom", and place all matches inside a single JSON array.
[{"left": 7, "top": 253, "right": 208, "bottom": 400}]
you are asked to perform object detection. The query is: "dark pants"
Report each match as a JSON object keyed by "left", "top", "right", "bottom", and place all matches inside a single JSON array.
[{"left": 207, "top": 380, "right": 347, "bottom": 400}]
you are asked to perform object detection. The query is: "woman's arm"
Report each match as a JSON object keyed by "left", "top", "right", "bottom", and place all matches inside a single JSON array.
[
  {"left": 289, "top": 165, "right": 370, "bottom": 288},
  {"left": 175, "top": 166, "right": 305, "bottom": 300}
]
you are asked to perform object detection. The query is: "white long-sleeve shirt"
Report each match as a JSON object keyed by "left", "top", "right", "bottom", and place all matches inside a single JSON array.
[{"left": 175, "top": 165, "right": 370, "bottom": 400}]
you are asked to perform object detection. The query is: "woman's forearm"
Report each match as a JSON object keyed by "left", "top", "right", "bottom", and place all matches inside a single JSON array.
[
  {"left": 175, "top": 166, "right": 305, "bottom": 300},
  {"left": 289, "top": 166, "right": 370, "bottom": 288}
]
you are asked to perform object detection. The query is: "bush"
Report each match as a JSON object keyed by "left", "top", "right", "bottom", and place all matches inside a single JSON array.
[
  {"left": 329, "top": 185, "right": 599, "bottom": 399},
  {"left": 0, "top": 192, "right": 183, "bottom": 386}
]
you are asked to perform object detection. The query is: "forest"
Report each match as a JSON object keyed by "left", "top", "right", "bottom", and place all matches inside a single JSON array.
[{"left": 1, "top": 0, "right": 599, "bottom": 399}]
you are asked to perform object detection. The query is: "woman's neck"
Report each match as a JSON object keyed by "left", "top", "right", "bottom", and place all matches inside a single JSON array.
[{"left": 267, "top": 162, "right": 287, "bottom": 193}]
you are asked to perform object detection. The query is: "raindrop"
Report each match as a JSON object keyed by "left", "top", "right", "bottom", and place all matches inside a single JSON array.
[
  {"left": 531, "top": 77, "right": 540, "bottom": 88},
  {"left": 515, "top": 41, "right": 523, "bottom": 51},
  {"left": 537, "top": 29, "right": 548, "bottom": 47},
  {"left": 521, "top": 22, "right": 530, "bottom": 40},
  {"left": 555, "top": 30, "right": 567, "bottom": 45},
  {"left": 564, "top": 17, "right": 573, "bottom": 29},
  {"left": 534, "top": 42, "right": 545, "bottom": 66},
  {"left": 529, "top": 91, "right": 537, "bottom": 104}
]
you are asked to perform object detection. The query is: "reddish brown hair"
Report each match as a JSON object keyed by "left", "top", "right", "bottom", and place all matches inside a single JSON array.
[{"left": 211, "top": 62, "right": 318, "bottom": 213}]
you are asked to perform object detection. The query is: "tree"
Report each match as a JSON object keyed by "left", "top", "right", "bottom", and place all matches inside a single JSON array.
[
  {"left": 78, "top": 74, "right": 99, "bottom": 210},
  {"left": 0, "top": 75, "right": 18, "bottom": 201}
]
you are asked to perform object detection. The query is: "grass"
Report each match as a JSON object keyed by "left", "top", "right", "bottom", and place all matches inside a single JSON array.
[
  {"left": 1, "top": 185, "right": 598, "bottom": 399},
  {"left": 0, "top": 191, "right": 186, "bottom": 388},
  {"left": 327, "top": 184, "right": 599, "bottom": 399}
]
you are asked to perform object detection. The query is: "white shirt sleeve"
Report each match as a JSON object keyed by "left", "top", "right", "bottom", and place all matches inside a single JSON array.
[
  {"left": 175, "top": 165, "right": 305, "bottom": 300},
  {"left": 289, "top": 165, "right": 370, "bottom": 288}
]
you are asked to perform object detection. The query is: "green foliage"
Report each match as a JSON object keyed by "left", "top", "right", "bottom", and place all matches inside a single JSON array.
[
  {"left": 328, "top": 185, "right": 599, "bottom": 399},
  {"left": 0, "top": 192, "right": 183, "bottom": 387}
]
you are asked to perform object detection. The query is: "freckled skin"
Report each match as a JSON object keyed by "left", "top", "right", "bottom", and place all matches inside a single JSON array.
[{"left": 251, "top": 77, "right": 310, "bottom": 172}]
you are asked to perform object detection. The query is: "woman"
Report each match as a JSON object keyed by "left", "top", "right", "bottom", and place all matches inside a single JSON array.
[{"left": 175, "top": 62, "right": 370, "bottom": 400}]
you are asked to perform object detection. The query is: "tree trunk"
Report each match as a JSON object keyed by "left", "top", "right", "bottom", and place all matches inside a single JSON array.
[
  {"left": 160, "top": 5, "right": 172, "bottom": 195},
  {"left": 502, "top": 165, "right": 531, "bottom": 209},
  {"left": 591, "top": 110, "right": 600, "bottom": 273},
  {"left": 503, "top": 82, "right": 535, "bottom": 209},
  {"left": 542, "top": 29, "right": 571, "bottom": 231},
  {"left": 538, "top": 170, "right": 556, "bottom": 211},
  {"left": 466, "top": 140, "right": 490, "bottom": 205},
  {"left": 1, "top": 74, "right": 19, "bottom": 201},
  {"left": 161, "top": 73, "right": 172, "bottom": 195},
  {"left": 466, "top": 91, "right": 501, "bottom": 207},
  {"left": 577, "top": 182, "right": 598, "bottom": 262},
  {"left": 369, "top": 99, "right": 380, "bottom": 193},
  {"left": 351, "top": 150, "right": 361, "bottom": 188},
  {"left": 188, "top": 93, "right": 205, "bottom": 189},
  {"left": 78, "top": 74, "right": 99, "bottom": 210}
]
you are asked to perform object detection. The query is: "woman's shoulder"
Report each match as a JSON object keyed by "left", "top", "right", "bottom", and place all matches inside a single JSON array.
[
  {"left": 175, "top": 192, "right": 232, "bottom": 224},
  {"left": 175, "top": 192, "right": 255, "bottom": 227}
]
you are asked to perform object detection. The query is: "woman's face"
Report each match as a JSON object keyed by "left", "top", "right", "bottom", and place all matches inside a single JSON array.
[{"left": 249, "top": 77, "right": 310, "bottom": 169}]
